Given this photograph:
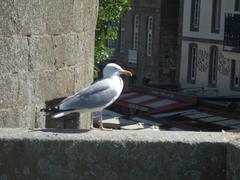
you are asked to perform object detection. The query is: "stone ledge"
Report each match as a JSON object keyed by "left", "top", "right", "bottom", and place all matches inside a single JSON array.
[
  {"left": 0, "top": 128, "right": 239, "bottom": 180},
  {"left": 0, "top": 128, "right": 236, "bottom": 142}
]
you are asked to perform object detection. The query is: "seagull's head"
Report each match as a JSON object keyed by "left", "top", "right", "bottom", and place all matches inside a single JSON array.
[{"left": 103, "top": 63, "right": 132, "bottom": 78}]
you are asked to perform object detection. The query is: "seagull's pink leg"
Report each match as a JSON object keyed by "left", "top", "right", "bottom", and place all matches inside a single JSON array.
[
  {"left": 99, "top": 111, "right": 112, "bottom": 131},
  {"left": 90, "top": 115, "right": 98, "bottom": 130}
]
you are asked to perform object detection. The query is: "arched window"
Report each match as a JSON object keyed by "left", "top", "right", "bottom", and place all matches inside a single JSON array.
[
  {"left": 235, "top": 0, "right": 240, "bottom": 11},
  {"left": 133, "top": 14, "right": 140, "bottom": 50},
  {"left": 190, "top": 0, "right": 201, "bottom": 31},
  {"left": 146, "top": 16, "right": 154, "bottom": 57},
  {"left": 231, "top": 60, "right": 240, "bottom": 90},
  {"left": 211, "top": 0, "right": 221, "bottom": 33},
  {"left": 188, "top": 43, "right": 198, "bottom": 83},
  {"left": 209, "top": 46, "right": 218, "bottom": 87}
]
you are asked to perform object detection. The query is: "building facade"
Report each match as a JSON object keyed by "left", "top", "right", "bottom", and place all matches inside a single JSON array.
[
  {"left": 116, "top": 0, "right": 180, "bottom": 87},
  {"left": 179, "top": 0, "right": 240, "bottom": 96}
]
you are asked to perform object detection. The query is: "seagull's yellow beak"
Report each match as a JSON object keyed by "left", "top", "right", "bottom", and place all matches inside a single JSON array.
[{"left": 121, "top": 69, "right": 133, "bottom": 77}]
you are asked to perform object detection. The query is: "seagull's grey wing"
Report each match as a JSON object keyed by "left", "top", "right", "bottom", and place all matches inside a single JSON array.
[{"left": 59, "top": 79, "right": 118, "bottom": 111}]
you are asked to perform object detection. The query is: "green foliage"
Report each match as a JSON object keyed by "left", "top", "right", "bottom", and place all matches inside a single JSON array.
[{"left": 94, "top": 0, "right": 131, "bottom": 78}]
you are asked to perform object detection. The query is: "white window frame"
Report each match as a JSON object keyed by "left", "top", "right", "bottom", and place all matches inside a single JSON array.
[
  {"left": 120, "top": 27, "right": 126, "bottom": 52},
  {"left": 192, "top": 0, "right": 200, "bottom": 29},
  {"left": 128, "top": 50, "right": 138, "bottom": 64},
  {"left": 235, "top": 0, "right": 240, "bottom": 11},
  {"left": 191, "top": 46, "right": 197, "bottom": 81},
  {"left": 209, "top": 47, "right": 218, "bottom": 85},
  {"left": 212, "top": 0, "right": 221, "bottom": 33},
  {"left": 133, "top": 15, "right": 140, "bottom": 50},
  {"left": 146, "top": 16, "right": 153, "bottom": 57},
  {"left": 234, "top": 61, "right": 240, "bottom": 87}
]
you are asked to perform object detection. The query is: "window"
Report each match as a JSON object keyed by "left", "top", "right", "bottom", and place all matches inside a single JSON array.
[
  {"left": 211, "top": 0, "right": 221, "bottom": 33},
  {"left": 146, "top": 16, "right": 153, "bottom": 57},
  {"left": 188, "top": 44, "right": 198, "bottom": 83},
  {"left": 107, "top": 39, "right": 115, "bottom": 49},
  {"left": 120, "top": 27, "right": 126, "bottom": 52},
  {"left": 190, "top": 0, "right": 201, "bottom": 31},
  {"left": 209, "top": 46, "right": 218, "bottom": 86},
  {"left": 106, "top": 23, "right": 116, "bottom": 57},
  {"left": 232, "top": 60, "right": 240, "bottom": 90},
  {"left": 133, "top": 15, "right": 140, "bottom": 50},
  {"left": 235, "top": 0, "right": 240, "bottom": 11}
]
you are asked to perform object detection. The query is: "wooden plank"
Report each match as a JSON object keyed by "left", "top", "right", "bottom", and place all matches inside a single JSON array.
[
  {"left": 119, "top": 92, "right": 138, "bottom": 98},
  {"left": 139, "top": 96, "right": 165, "bottom": 105},
  {"left": 120, "top": 123, "right": 159, "bottom": 131},
  {"left": 131, "top": 117, "right": 161, "bottom": 126},
  {"left": 145, "top": 99, "right": 176, "bottom": 108},
  {"left": 185, "top": 113, "right": 213, "bottom": 119},
  {"left": 169, "top": 127, "right": 183, "bottom": 131},
  {"left": 151, "top": 111, "right": 184, "bottom": 118},
  {"left": 126, "top": 95, "right": 156, "bottom": 104},
  {"left": 114, "top": 101, "right": 151, "bottom": 112},
  {"left": 150, "top": 109, "right": 199, "bottom": 118},
  {"left": 132, "top": 86, "right": 198, "bottom": 104},
  {"left": 148, "top": 103, "right": 195, "bottom": 114},
  {"left": 230, "top": 124, "right": 240, "bottom": 129},
  {"left": 101, "top": 118, "right": 137, "bottom": 129},
  {"left": 213, "top": 119, "right": 240, "bottom": 126},
  {"left": 119, "top": 93, "right": 141, "bottom": 100},
  {"left": 199, "top": 116, "right": 228, "bottom": 123}
]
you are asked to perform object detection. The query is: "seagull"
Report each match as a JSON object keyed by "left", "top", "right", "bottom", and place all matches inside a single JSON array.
[{"left": 41, "top": 63, "right": 132, "bottom": 130}]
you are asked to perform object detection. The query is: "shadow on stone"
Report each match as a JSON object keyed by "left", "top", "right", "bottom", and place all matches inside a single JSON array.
[
  {"left": 44, "top": 98, "right": 83, "bottom": 129},
  {"left": 31, "top": 128, "right": 90, "bottom": 134}
]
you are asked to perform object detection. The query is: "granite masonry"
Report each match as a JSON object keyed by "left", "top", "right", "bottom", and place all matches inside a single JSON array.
[
  {"left": 0, "top": 129, "right": 240, "bottom": 180},
  {"left": 0, "top": 0, "right": 98, "bottom": 128}
]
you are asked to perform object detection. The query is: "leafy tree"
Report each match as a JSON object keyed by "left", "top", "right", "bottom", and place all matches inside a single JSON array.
[{"left": 94, "top": 0, "right": 131, "bottom": 78}]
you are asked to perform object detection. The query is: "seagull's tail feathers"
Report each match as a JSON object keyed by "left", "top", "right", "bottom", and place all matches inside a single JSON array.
[
  {"left": 40, "top": 106, "right": 75, "bottom": 119},
  {"left": 51, "top": 111, "right": 73, "bottom": 119},
  {"left": 40, "top": 106, "right": 59, "bottom": 114}
]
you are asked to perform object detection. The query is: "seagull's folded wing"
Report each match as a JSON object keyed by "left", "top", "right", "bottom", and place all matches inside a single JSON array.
[{"left": 59, "top": 79, "right": 118, "bottom": 111}]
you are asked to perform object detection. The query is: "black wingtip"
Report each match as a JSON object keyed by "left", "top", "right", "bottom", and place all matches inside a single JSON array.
[{"left": 40, "top": 106, "right": 59, "bottom": 113}]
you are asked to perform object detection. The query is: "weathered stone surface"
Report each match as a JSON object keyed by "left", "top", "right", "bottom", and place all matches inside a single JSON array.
[
  {"left": 32, "top": 69, "right": 75, "bottom": 102},
  {"left": 0, "top": 0, "right": 98, "bottom": 36},
  {"left": 0, "top": 107, "right": 35, "bottom": 128},
  {"left": 0, "top": 36, "right": 29, "bottom": 75},
  {"left": 0, "top": 74, "right": 31, "bottom": 109},
  {"left": 28, "top": 35, "right": 55, "bottom": 72},
  {"left": 0, "top": 129, "right": 237, "bottom": 179},
  {"left": 227, "top": 142, "right": 240, "bottom": 180},
  {"left": 0, "top": 0, "right": 98, "bottom": 128}
]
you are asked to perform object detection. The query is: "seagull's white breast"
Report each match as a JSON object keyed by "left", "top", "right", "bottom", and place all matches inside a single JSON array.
[{"left": 102, "top": 75, "right": 123, "bottom": 109}]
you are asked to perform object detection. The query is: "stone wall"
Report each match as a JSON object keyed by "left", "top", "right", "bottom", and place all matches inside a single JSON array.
[
  {"left": 159, "top": 0, "right": 180, "bottom": 85},
  {"left": 0, "top": 129, "right": 240, "bottom": 179},
  {"left": 0, "top": 0, "right": 98, "bottom": 128}
]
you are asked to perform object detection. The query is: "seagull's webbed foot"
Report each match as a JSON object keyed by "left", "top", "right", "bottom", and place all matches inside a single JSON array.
[
  {"left": 90, "top": 126, "right": 99, "bottom": 130},
  {"left": 93, "top": 110, "right": 113, "bottom": 131},
  {"left": 99, "top": 126, "right": 112, "bottom": 131}
]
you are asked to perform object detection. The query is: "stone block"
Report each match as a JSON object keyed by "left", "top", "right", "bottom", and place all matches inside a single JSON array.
[
  {"left": 227, "top": 142, "right": 240, "bottom": 180},
  {"left": 0, "top": 74, "right": 31, "bottom": 109},
  {"left": 0, "top": 0, "right": 98, "bottom": 36},
  {"left": 0, "top": 36, "right": 29, "bottom": 75},
  {"left": 45, "top": 0, "right": 74, "bottom": 35},
  {"left": 0, "top": 106, "right": 35, "bottom": 128},
  {"left": 72, "top": 0, "right": 85, "bottom": 32},
  {"left": 74, "top": 66, "right": 90, "bottom": 92},
  {"left": 28, "top": 36, "right": 55, "bottom": 72},
  {"left": 0, "top": 0, "right": 97, "bottom": 128},
  {"left": 15, "top": 0, "right": 47, "bottom": 35},
  {"left": 32, "top": 69, "right": 75, "bottom": 102},
  {"left": 0, "top": 0, "right": 46, "bottom": 35},
  {"left": 52, "top": 33, "right": 84, "bottom": 69},
  {"left": 0, "top": 129, "right": 232, "bottom": 179}
]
